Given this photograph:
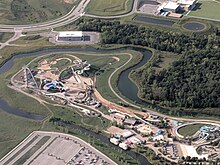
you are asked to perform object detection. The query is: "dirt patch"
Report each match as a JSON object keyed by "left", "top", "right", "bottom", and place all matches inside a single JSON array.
[
  {"left": 107, "top": 126, "right": 126, "bottom": 134},
  {"left": 94, "top": 89, "right": 149, "bottom": 118}
]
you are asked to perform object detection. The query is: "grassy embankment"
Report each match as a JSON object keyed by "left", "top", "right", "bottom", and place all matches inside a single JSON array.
[
  {"left": 0, "top": 56, "right": 51, "bottom": 115},
  {"left": 0, "top": 0, "right": 80, "bottom": 24},
  {"left": 86, "top": 0, "right": 134, "bottom": 16},
  {"left": 177, "top": 124, "right": 204, "bottom": 137},
  {"left": 0, "top": 32, "right": 14, "bottom": 43},
  {"left": 0, "top": 110, "right": 42, "bottom": 159},
  {"left": 189, "top": 1, "right": 220, "bottom": 20}
]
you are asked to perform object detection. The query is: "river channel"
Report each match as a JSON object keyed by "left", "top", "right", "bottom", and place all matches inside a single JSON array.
[{"left": 0, "top": 46, "right": 153, "bottom": 165}]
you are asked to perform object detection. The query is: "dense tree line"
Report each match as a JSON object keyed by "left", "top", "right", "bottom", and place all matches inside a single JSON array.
[
  {"left": 75, "top": 18, "right": 220, "bottom": 112},
  {"left": 76, "top": 18, "right": 219, "bottom": 53},
  {"left": 136, "top": 49, "right": 220, "bottom": 110}
]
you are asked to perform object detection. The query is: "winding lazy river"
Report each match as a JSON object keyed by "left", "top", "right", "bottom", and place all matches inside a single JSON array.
[{"left": 118, "top": 48, "right": 152, "bottom": 105}]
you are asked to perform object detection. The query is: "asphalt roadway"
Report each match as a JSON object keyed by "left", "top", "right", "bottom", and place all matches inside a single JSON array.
[
  {"left": 0, "top": 0, "right": 141, "bottom": 33},
  {"left": 0, "top": 0, "right": 91, "bottom": 33}
]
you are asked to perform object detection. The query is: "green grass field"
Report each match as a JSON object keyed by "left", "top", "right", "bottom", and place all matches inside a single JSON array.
[
  {"left": 189, "top": 1, "right": 220, "bottom": 20},
  {"left": 0, "top": 0, "right": 79, "bottom": 24},
  {"left": 47, "top": 104, "right": 111, "bottom": 131},
  {"left": 86, "top": 0, "right": 134, "bottom": 16},
  {"left": 0, "top": 109, "right": 42, "bottom": 159},
  {"left": 177, "top": 124, "right": 204, "bottom": 137},
  {"left": 0, "top": 32, "right": 14, "bottom": 43},
  {"left": 0, "top": 56, "right": 51, "bottom": 116}
]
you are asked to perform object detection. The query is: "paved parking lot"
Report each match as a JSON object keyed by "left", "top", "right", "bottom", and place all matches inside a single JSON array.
[
  {"left": 0, "top": 131, "right": 116, "bottom": 165},
  {"left": 138, "top": 0, "right": 169, "bottom": 15}
]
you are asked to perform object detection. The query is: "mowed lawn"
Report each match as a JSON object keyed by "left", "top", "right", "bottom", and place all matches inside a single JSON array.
[
  {"left": 0, "top": 109, "right": 41, "bottom": 159},
  {"left": 86, "top": 0, "right": 134, "bottom": 16},
  {"left": 178, "top": 124, "right": 204, "bottom": 137},
  {"left": 189, "top": 1, "right": 220, "bottom": 20}
]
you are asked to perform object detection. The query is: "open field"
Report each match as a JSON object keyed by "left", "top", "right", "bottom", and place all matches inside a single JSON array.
[
  {"left": 47, "top": 104, "right": 111, "bottom": 131},
  {"left": 189, "top": 1, "right": 220, "bottom": 20},
  {"left": 0, "top": 32, "right": 14, "bottom": 43},
  {"left": 147, "top": 50, "right": 180, "bottom": 74},
  {"left": 0, "top": 109, "right": 41, "bottom": 159},
  {"left": 0, "top": 57, "right": 51, "bottom": 116},
  {"left": 0, "top": 0, "right": 79, "bottom": 24},
  {"left": 86, "top": 0, "right": 134, "bottom": 16},
  {"left": 177, "top": 124, "right": 204, "bottom": 137},
  {"left": 0, "top": 37, "right": 55, "bottom": 66}
]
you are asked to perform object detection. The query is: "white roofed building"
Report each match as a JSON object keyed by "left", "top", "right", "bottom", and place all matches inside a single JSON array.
[
  {"left": 163, "top": 2, "right": 180, "bottom": 13},
  {"left": 177, "top": 0, "right": 197, "bottom": 10},
  {"left": 110, "top": 138, "right": 120, "bottom": 145},
  {"left": 57, "top": 31, "right": 84, "bottom": 41},
  {"left": 119, "top": 142, "right": 129, "bottom": 150}
]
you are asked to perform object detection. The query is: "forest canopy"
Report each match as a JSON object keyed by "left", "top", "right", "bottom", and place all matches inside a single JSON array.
[
  {"left": 76, "top": 18, "right": 219, "bottom": 53},
  {"left": 135, "top": 49, "right": 220, "bottom": 109},
  {"left": 76, "top": 18, "right": 220, "bottom": 112}
]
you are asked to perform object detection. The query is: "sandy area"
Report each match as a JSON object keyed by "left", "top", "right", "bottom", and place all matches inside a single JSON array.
[
  {"left": 36, "top": 71, "right": 59, "bottom": 80},
  {"left": 94, "top": 89, "right": 149, "bottom": 118},
  {"left": 179, "top": 144, "right": 208, "bottom": 159},
  {"left": 107, "top": 126, "right": 128, "bottom": 134}
]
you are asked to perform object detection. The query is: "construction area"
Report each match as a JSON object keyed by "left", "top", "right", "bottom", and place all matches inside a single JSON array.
[
  {"left": 0, "top": 131, "right": 117, "bottom": 165},
  {"left": 12, "top": 54, "right": 101, "bottom": 108}
]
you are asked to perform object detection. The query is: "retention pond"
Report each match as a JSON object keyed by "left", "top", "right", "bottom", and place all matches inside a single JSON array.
[
  {"left": 183, "top": 22, "right": 205, "bottom": 31},
  {"left": 134, "top": 16, "right": 175, "bottom": 26}
]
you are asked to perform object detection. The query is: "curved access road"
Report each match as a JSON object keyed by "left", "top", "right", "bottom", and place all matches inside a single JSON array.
[
  {"left": 0, "top": 0, "right": 139, "bottom": 33},
  {"left": 84, "top": 0, "right": 139, "bottom": 19},
  {"left": 0, "top": 0, "right": 90, "bottom": 33}
]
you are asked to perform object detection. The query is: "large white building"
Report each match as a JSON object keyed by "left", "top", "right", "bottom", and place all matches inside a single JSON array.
[
  {"left": 177, "top": 0, "right": 197, "bottom": 10},
  {"left": 57, "top": 31, "right": 84, "bottom": 41},
  {"left": 163, "top": 2, "right": 180, "bottom": 13}
]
